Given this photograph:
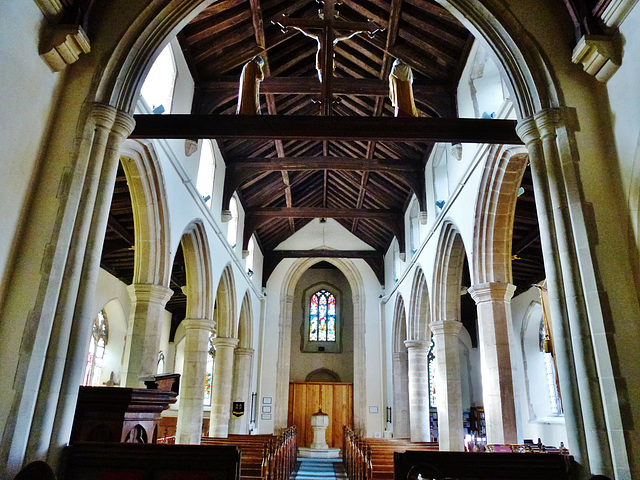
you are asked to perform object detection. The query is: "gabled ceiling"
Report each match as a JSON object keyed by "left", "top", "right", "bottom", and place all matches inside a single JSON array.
[
  {"left": 101, "top": 0, "right": 545, "bottom": 309},
  {"left": 179, "top": 0, "right": 473, "bottom": 256}
]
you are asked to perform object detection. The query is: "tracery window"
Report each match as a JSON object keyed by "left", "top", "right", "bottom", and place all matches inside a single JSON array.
[
  {"left": 83, "top": 311, "right": 108, "bottom": 386},
  {"left": 309, "top": 289, "right": 336, "bottom": 342}
]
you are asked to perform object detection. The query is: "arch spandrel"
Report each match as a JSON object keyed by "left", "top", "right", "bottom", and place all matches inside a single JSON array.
[
  {"left": 392, "top": 294, "right": 408, "bottom": 353},
  {"left": 213, "top": 263, "right": 238, "bottom": 338},
  {"left": 180, "top": 221, "right": 214, "bottom": 321}
]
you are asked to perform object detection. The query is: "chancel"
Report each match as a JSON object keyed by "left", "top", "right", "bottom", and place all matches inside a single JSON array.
[{"left": 2, "top": 2, "right": 640, "bottom": 480}]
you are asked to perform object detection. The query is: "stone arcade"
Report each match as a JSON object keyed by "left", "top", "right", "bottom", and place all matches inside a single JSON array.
[{"left": 1, "top": 1, "right": 640, "bottom": 480}]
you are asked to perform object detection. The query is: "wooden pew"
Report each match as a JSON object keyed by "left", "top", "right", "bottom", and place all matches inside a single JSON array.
[
  {"left": 366, "top": 438, "right": 439, "bottom": 480},
  {"left": 60, "top": 443, "right": 240, "bottom": 480},
  {"left": 394, "top": 450, "right": 577, "bottom": 480},
  {"left": 202, "top": 435, "right": 274, "bottom": 480}
]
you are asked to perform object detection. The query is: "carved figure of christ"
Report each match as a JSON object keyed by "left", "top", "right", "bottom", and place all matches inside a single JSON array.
[{"left": 274, "top": 1, "right": 379, "bottom": 115}]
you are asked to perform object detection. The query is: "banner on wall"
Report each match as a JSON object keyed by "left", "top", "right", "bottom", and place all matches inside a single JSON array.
[{"left": 232, "top": 402, "right": 245, "bottom": 417}]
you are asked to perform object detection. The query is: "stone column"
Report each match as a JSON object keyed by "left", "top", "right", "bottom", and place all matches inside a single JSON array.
[
  {"left": 121, "top": 283, "right": 175, "bottom": 387},
  {"left": 229, "top": 347, "right": 254, "bottom": 434},
  {"left": 404, "top": 340, "right": 431, "bottom": 442},
  {"left": 176, "top": 319, "right": 215, "bottom": 444},
  {"left": 24, "top": 104, "right": 119, "bottom": 464},
  {"left": 209, "top": 337, "right": 239, "bottom": 437},
  {"left": 431, "top": 321, "right": 463, "bottom": 451},
  {"left": 392, "top": 351, "right": 411, "bottom": 438},
  {"left": 468, "top": 282, "right": 517, "bottom": 445},
  {"left": 47, "top": 109, "right": 137, "bottom": 467}
]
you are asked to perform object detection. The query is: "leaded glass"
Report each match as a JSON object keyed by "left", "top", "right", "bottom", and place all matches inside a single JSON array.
[
  {"left": 428, "top": 336, "right": 436, "bottom": 408},
  {"left": 308, "top": 289, "right": 336, "bottom": 343}
]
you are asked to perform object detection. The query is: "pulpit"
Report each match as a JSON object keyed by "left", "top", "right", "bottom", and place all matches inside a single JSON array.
[{"left": 70, "top": 373, "right": 179, "bottom": 444}]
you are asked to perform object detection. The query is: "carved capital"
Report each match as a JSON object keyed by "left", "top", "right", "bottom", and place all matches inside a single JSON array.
[
  {"left": 235, "top": 347, "right": 255, "bottom": 357},
  {"left": 404, "top": 339, "right": 430, "bottom": 350},
  {"left": 182, "top": 318, "right": 216, "bottom": 331},
  {"left": 430, "top": 320, "right": 462, "bottom": 337},
  {"left": 468, "top": 282, "right": 516, "bottom": 304},
  {"left": 185, "top": 139, "right": 199, "bottom": 156},
  {"left": 600, "top": 0, "right": 639, "bottom": 28},
  {"left": 40, "top": 24, "right": 90, "bottom": 72},
  {"left": 572, "top": 34, "right": 621, "bottom": 83},
  {"left": 127, "top": 283, "right": 175, "bottom": 306},
  {"left": 515, "top": 117, "right": 540, "bottom": 146},
  {"left": 112, "top": 111, "right": 137, "bottom": 139},
  {"left": 211, "top": 336, "right": 240, "bottom": 349}
]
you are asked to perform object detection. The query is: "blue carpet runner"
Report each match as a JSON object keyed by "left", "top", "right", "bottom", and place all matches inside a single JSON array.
[{"left": 291, "top": 457, "right": 347, "bottom": 480}]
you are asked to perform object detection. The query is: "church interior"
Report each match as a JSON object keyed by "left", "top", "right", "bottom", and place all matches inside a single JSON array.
[{"left": 1, "top": 1, "right": 640, "bottom": 479}]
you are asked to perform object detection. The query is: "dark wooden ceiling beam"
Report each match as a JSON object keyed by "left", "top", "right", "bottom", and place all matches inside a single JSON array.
[
  {"left": 131, "top": 115, "right": 522, "bottom": 144},
  {"left": 198, "top": 76, "right": 454, "bottom": 96},
  {"left": 247, "top": 207, "right": 400, "bottom": 218},
  {"left": 227, "top": 156, "right": 423, "bottom": 170}
]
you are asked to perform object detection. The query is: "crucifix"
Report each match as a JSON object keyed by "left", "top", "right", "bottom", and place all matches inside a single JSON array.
[{"left": 274, "top": 1, "right": 381, "bottom": 115}]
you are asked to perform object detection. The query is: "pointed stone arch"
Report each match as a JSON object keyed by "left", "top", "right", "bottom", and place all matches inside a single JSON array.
[
  {"left": 473, "top": 145, "right": 529, "bottom": 284},
  {"left": 274, "top": 257, "right": 366, "bottom": 433},
  {"left": 391, "top": 294, "right": 410, "bottom": 438},
  {"left": 237, "top": 291, "right": 254, "bottom": 349},
  {"left": 408, "top": 267, "right": 431, "bottom": 340},
  {"left": 392, "top": 295, "right": 408, "bottom": 354},
  {"left": 176, "top": 220, "right": 215, "bottom": 444},
  {"left": 119, "top": 139, "right": 172, "bottom": 287},
  {"left": 213, "top": 264, "right": 238, "bottom": 339},
  {"left": 433, "top": 222, "right": 466, "bottom": 324}
]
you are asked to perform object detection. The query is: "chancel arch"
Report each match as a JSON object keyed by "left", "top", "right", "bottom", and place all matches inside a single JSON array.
[
  {"left": 274, "top": 258, "right": 365, "bottom": 435},
  {"left": 391, "top": 295, "right": 410, "bottom": 438},
  {"left": 175, "top": 221, "right": 215, "bottom": 444},
  {"left": 230, "top": 292, "right": 255, "bottom": 434}
]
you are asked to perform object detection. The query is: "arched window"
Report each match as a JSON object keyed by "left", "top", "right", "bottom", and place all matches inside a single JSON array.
[
  {"left": 309, "top": 289, "right": 336, "bottom": 342},
  {"left": 227, "top": 197, "right": 238, "bottom": 249},
  {"left": 427, "top": 336, "right": 436, "bottom": 408},
  {"left": 196, "top": 140, "right": 216, "bottom": 208},
  {"left": 84, "top": 311, "right": 108, "bottom": 386},
  {"left": 157, "top": 351, "right": 165, "bottom": 374},
  {"left": 409, "top": 201, "right": 421, "bottom": 255},
  {"left": 204, "top": 334, "right": 215, "bottom": 406},
  {"left": 140, "top": 44, "right": 177, "bottom": 114},
  {"left": 540, "top": 320, "right": 562, "bottom": 415},
  {"left": 392, "top": 239, "right": 400, "bottom": 283},
  {"left": 246, "top": 236, "right": 255, "bottom": 277},
  {"left": 302, "top": 284, "right": 341, "bottom": 353}
]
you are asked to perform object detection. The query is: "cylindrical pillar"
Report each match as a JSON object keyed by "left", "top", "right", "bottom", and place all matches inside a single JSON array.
[
  {"left": 229, "top": 347, "right": 254, "bottom": 434},
  {"left": 121, "top": 283, "right": 174, "bottom": 387},
  {"left": 392, "top": 351, "right": 411, "bottom": 438},
  {"left": 431, "top": 320, "right": 463, "bottom": 451},
  {"left": 209, "top": 337, "right": 239, "bottom": 437},
  {"left": 404, "top": 339, "right": 431, "bottom": 442},
  {"left": 176, "top": 319, "right": 215, "bottom": 444},
  {"left": 468, "top": 282, "right": 518, "bottom": 445}
]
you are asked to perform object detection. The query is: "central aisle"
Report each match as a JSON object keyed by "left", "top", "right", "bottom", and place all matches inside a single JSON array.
[{"left": 291, "top": 457, "right": 347, "bottom": 480}]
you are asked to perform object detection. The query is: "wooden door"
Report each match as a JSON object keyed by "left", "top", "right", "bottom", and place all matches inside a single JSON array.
[{"left": 288, "top": 382, "right": 353, "bottom": 450}]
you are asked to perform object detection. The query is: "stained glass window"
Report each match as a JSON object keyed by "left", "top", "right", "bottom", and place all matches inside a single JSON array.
[
  {"left": 309, "top": 289, "right": 336, "bottom": 342},
  {"left": 204, "top": 334, "right": 215, "bottom": 406},
  {"left": 83, "top": 311, "right": 108, "bottom": 386},
  {"left": 540, "top": 320, "right": 562, "bottom": 415},
  {"left": 428, "top": 336, "right": 436, "bottom": 408}
]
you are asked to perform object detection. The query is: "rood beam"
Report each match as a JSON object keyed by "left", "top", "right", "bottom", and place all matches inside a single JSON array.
[{"left": 131, "top": 115, "right": 522, "bottom": 144}]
